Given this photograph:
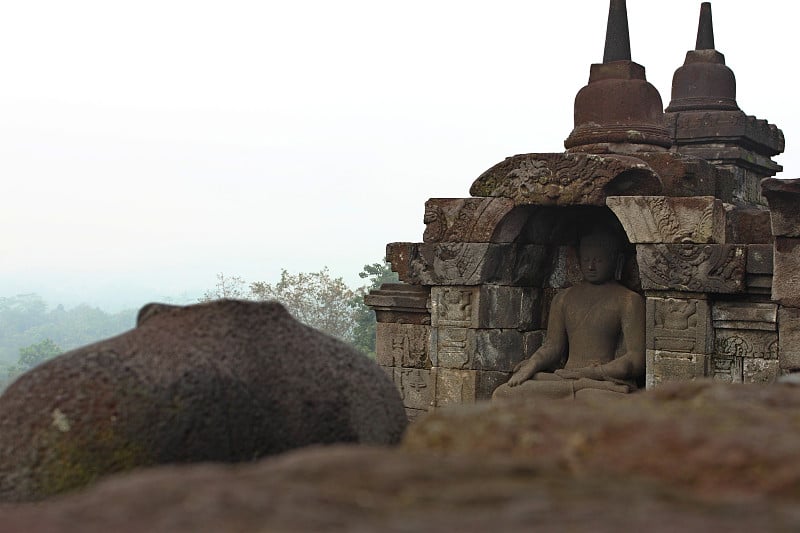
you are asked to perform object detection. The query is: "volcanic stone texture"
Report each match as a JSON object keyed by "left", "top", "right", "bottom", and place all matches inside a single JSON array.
[
  {"left": 0, "top": 299, "right": 407, "bottom": 502},
  {"left": 5, "top": 382, "right": 800, "bottom": 531}
]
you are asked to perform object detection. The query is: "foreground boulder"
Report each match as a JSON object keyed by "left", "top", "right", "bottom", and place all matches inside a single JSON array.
[
  {"left": 5, "top": 381, "right": 800, "bottom": 531},
  {"left": 0, "top": 299, "right": 407, "bottom": 501}
]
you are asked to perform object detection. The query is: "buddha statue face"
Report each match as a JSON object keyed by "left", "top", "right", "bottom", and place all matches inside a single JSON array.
[{"left": 578, "top": 230, "right": 620, "bottom": 284}]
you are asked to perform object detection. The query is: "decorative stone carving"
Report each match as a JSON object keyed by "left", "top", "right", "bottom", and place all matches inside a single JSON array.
[
  {"left": 387, "top": 242, "right": 549, "bottom": 286},
  {"left": 646, "top": 297, "right": 712, "bottom": 353},
  {"left": 646, "top": 350, "right": 708, "bottom": 388},
  {"left": 375, "top": 323, "right": 431, "bottom": 368},
  {"left": 715, "top": 330, "right": 777, "bottom": 360},
  {"left": 423, "top": 198, "right": 516, "bottom": 243},
  {"left": 606, "top": 196, "right": 725, "bottom": 244},
  {"left": 637, "top": 244, "right": 746, "bottom": 293},
  {"left": 431, "top": 327, "right": 475, "bottom": 369},
  {"left": 469, "top": 152, "right": 661, "bottom": 206},
  {"left": 430, "top": 286, "right": 541, "bottom": 331},
  {"left": 431, "top": 287, "right": 478, "bottom": 328},
  {"left": 709, "top": 355, "right": 743, "bottom": 383},
  {"left": 398, "top": 369, "right": 433, "bottom": 410}
]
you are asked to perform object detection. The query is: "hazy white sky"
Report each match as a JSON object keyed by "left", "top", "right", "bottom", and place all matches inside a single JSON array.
[{"left": 0, "top": 0, "right": 795, "bottom": 310}]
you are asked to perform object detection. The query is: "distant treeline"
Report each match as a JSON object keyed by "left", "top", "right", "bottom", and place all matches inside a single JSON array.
[{"left": 0, "top": 294, "right": 136, "bottom": 365}]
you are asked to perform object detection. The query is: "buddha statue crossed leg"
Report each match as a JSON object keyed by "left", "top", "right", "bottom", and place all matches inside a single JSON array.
[{"left": 492, "top": 224, "right": 645, "bottom": 401}]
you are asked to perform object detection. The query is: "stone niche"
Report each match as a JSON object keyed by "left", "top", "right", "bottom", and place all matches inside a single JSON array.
[
  {"left": 367, "top": 1, "right": 790, "bottom": 417},
  {"left": 368, "top": 148, "right": 793, "bottom": 417}
]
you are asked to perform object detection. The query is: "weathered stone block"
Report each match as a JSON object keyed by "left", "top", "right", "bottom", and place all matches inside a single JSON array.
[
  {"left": 778, "top": 307, "right": 800, "bottom": 371},
  {"left": 634, "top": 152, "right": 718, "bottom": 198},
  {"left": 475, "top": 370, "right": 512, "bottom": 401},
  {"left": 477, "top": 285, "right": 542, "bottom": 330},
  {"left": 405, "top": 408, "right": 427, "bottom": 423},
  {"left": 646, "top": 350, "right": 708, "bottom": 389},
  {"left": 473, "top": 329, "right": 524, "bottom": 372},
  {"left": 431, "top": 368, "right": 511, "bottom": 407},
  {"left": 375, "top": 323, "right": 432, "bottom": 368},
  {"left": 762, "top": 177, "right": 800, "bottom": 237},
  {"left": 607, "top": 196, "right": 726, "bottom": 244},
  {"left": 398, "top": 368, "right": 433, "bottom": 410},
  {"left": 432, "top": 368, "right": 477, "bottom": 407},
  {"left": 366, "top": 283, "right": 431, "bottom": 326},
  {"left": 715, "top": 329, "right": 778, "bottom": 359},
  {"left": 380, "top": 365, "right": 397, "bottom": 385},
  {"left": 646, "top": 298, "right": 712, "bottom": 354},
  {"left": 387, "top": 243, "right": 549, "bottom": 286},
  {"left": 712, "top": 302, "right": 777, "bottom": 331},
  {"left": 423, "top": 197, "right": 516, "bottom": 243},
  {"left": 637, "top": 244, "right": 746, "bottom": 293},
  {"left": 546, "top": 246, "right": 583, "bottom": 289},
  {"left": 430, "top": 327, "right": 476, "bottom": 369},
  {"left": 746, "top": 244, "right": 774, "bottom": 275},
  {"left": 743, "top": 359, "right": 780, "bottom": 384},
  {"left": 727, "top": 208, "right": 773, "bottom": 244},
  {"left": 746, "top": 275, "right": 772, "bottom": 295},
  {"left": 773, "top": 238, "right": 800, "bottom": 307},
  {"left": 709, "top": 355, "right": 743, "bottom": 383}
]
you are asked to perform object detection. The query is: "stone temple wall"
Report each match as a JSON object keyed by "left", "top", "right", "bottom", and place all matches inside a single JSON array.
[{"left": 368, "top": 165, "right": 799, "bottom": 418}]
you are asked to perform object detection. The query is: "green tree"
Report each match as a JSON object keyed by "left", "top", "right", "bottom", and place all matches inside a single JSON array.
[
  {"left": 16, "top": 338, "right": 62, "bottom": 372},
  {"left": 200, "top": 273, "right": 247, "bottom": 302},
  {"left": 250, "top": 268, "right": 358, "bottom": 341},
  {"left": 200, "top": 261, "right": 398, "bottom": 356},
  {"left": 350, "top": 260, "right": 399, "bottom": 357}
]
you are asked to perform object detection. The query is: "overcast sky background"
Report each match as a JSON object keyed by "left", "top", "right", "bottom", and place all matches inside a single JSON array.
[{"left": 0, "top": 0, "right": 795, "bottom": 310}]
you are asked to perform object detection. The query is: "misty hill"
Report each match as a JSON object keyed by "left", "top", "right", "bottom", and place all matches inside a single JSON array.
[{"left": 0, "top": 294, "right": 137, "bottom": 365}]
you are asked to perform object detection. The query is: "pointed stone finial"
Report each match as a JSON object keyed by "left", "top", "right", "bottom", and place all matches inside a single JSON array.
[
  {"left": 565, "top": 0, "right": 670, "bottom": 153},
  {"left": 666, "top": 1, "right": 738, "bottom": 113},
  {"left": 603, "top": 0, "right": 632, "bottom": 62},
  {"left": 696, "top": 2, "right": 715, "bottom": 50}
]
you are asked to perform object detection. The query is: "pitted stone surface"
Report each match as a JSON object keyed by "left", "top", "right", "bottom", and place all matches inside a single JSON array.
[
  {"left": 0, "top": 300, "right": 407, "bottom": 502},
  {"left": 7, "top": 383, "right": 800, "bottom": 532}
]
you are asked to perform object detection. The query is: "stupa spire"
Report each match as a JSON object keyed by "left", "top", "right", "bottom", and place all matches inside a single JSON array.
[
  {"left": 666, "top": 2, "right": 738, "bottom": 112},
  {"left": 695, "top": 2, "right": 715, "bottom": 50},
  {"left": 603, "top": 0, "right": 632, "bottom": 62},
  {"left": 564, "top": 0, "right": 670, "bottom": 153}
]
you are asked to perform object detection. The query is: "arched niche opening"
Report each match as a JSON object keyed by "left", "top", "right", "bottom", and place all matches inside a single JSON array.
[{"left": 488, "top": 204, "right": 642, "bottom": 334}]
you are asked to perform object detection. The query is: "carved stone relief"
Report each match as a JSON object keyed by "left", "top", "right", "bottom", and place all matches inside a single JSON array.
[
  {"left": 431, "top": 327, "right": 475, "bottom": 369},
  {"left": 646, "top": 298, "right": 712, "bottom": 353},
  {"left": 715, "top": 330, "right": 778, "bottom": 360},
  {"left": 431, "top": 287, "right": 478, "bottom": 328},
  {"left": 398, "top": 369, "right": 433, "bottom": 410},
  {"left": 709, "top": 355, "right": 743, "bottom": 383},
  {"left": 637, "top": 244, "right": 746, "bottom": 293},
  {"left": 469, "top": 152, "right": 660, "bottom": 206},
  {"left": 376, "top": 323, "right": 431, "bottom": 368},
  {"left": 387, "top": 243, "right": 548, "bottom": 286},
  {"left": 607, "top": 196, "right": 726, "bottom": 244},
  {"left": 423, "top": 198, "right": 516, "bottom": 243}
]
